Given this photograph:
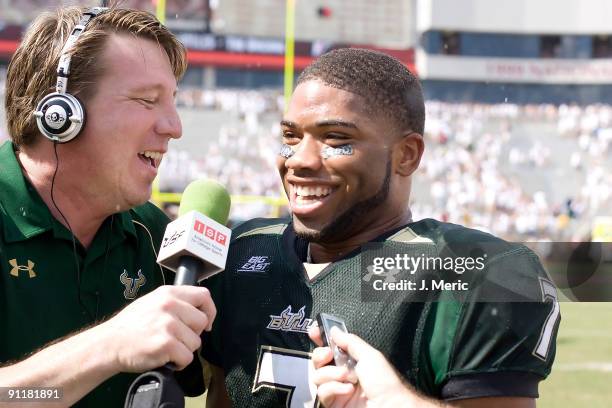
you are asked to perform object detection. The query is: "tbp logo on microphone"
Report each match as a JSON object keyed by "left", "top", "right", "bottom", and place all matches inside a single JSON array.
[{"left": 157, "top": 210, "right": 231, "bottom": 279}]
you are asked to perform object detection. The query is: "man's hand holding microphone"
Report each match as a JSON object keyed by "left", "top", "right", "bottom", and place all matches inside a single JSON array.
[
  {"left": 123, "top": 179, "right": 231, "bottom": 407},
  {"left": 98, "top": 284, "right": 215, "bottom": 374}
]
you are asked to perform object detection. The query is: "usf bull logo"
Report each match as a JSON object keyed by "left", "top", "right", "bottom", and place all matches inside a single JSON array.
[
  {"left": 119, "top": 269, "right": 146, "bottom": 300},
  {"left": 9, "top": 259, "right": 36, "bottom": 278}
]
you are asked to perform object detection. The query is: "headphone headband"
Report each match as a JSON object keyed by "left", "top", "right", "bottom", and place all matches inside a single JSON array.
[{"left": 56, "top": 7, "right": 108, "bottom": 94}]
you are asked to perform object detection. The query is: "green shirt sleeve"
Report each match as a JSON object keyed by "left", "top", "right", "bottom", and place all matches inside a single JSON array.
[{"left": 427, "top": 246, "right": 560, "bottom": 400}]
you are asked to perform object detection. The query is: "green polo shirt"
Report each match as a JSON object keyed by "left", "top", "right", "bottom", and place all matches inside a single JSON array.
[{"left": 0, "top": 141, "right": 171, "bottom": 407}]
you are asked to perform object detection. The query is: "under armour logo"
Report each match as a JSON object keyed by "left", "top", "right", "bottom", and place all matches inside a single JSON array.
[
  {"left": 119, "top": 269, "right": 146, "bottom": 300},
  {"left": 9, "top": 259, "right": 36, "bottom": 278}
]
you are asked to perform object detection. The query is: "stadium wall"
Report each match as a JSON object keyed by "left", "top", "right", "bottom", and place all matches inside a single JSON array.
[
  {"left": 419, "top": 0, "right": 612, "bottom": 34},
  {"left": 417, "top": 0, "right": 612, "bottom": 102}
]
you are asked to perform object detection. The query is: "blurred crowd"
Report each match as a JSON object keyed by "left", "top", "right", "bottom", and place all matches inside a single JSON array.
[
  {"left": 176, "top": 88, "right": 283, "bottom": 115},
  {"left": 163, "top": 89, "right": 611, "bottom": 240},
  {"left": 413, "top": 102, "right": 611, "bottom": 241},
  {"left": 159, "top": 89, "right": 285, "bottom": 220},
  {"left": 1, "top": 64, "right": 609, "bottom": 239}
]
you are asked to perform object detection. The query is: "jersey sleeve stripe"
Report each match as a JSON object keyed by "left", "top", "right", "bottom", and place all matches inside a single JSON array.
[{"left": 441, "top": 371, "right": 543, "bottom": 401}]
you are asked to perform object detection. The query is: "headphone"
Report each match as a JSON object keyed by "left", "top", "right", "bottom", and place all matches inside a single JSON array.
[{"left": 33, "top": 7, "right": 108, "bottom": 143}]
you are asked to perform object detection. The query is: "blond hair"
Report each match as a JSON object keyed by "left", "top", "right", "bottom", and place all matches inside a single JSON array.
[{"left": 5, "top": 4, "right": 187, "bottom": 147}]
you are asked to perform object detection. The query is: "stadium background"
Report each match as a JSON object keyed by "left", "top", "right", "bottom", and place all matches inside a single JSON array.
[{"left": 0, "top": 0, "right": 610, "bottom": 406}]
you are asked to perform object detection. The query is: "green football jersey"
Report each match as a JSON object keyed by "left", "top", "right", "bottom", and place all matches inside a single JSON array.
[{"left": 202, "top": 218, "right": 560, "bottom": 407}]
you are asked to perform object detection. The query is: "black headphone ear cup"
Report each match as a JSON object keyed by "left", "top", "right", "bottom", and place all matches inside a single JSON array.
[{"left": 34, "top": 92, "right": 86, "bottom": 143}]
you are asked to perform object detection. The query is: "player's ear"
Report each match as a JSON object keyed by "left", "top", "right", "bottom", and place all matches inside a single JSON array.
[{"left": 392, "top": 131, "right": 424, "bottom": 177}]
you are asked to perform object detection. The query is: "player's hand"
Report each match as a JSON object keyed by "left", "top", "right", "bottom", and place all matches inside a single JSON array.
[
  {"left": 99, "top": 285, "right": 216, "bottom": 372},
  {"left": 309, "top": 326, "right": 414, "bottom": 408}
]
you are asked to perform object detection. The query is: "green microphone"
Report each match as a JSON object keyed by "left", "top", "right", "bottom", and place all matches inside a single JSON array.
[
  {"left": 127, "top": 180, "right": 231, "bottom": 407},
  {"left": 157, "top": 179, "right": 232, "bottom": 286},
  {"left": 178, "top": 179, "right": 231, "bottom": 223}
]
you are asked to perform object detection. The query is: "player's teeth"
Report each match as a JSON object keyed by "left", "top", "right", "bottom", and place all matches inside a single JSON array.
[
  {"left": 295, "top": 186, "right": 331, "bottom": 197},
  {"left": 317, "top": 187, "right": 331, "bottom": 196}
]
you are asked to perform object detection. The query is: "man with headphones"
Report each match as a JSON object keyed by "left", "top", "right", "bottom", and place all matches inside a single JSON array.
[{"left": 0, "top": 6, "right": 213, "bottom": 407}]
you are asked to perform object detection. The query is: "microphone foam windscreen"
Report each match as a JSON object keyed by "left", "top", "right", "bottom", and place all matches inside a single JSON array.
[{"left": 178, "top": 179, "right": 231, "bottom": 225}]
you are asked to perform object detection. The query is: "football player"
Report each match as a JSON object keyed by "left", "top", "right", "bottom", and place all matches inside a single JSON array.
[{"left": 201, "top": 48, "right": 560, "bottom": 408}]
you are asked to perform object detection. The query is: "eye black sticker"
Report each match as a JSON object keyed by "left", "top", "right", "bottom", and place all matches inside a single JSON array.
[
  {"left": 321, "top": 144, "right": 354, "bottom": 159},
  {"left": 279, "top": 144, "right": 295, "bottom": 159}
]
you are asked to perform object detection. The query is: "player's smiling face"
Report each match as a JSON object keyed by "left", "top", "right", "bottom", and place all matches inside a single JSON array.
[{"left": 278, "top": 80, "right": 397, "bottom": 243}]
